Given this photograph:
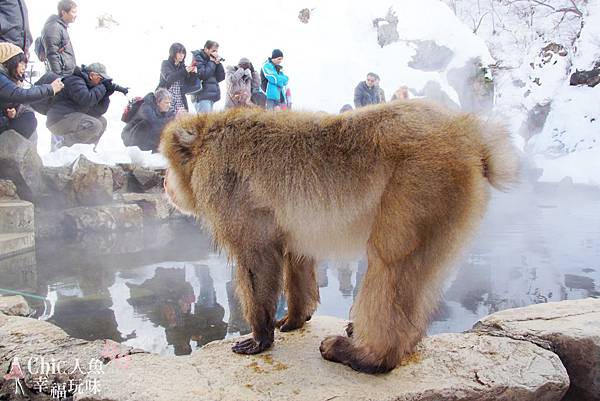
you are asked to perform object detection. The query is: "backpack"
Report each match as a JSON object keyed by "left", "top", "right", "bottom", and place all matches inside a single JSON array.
[
  {"left": 34, "top": 37, "right": 46, "bottom": 62},
  {"left": 29, "top": 71, "right": 60, "bottom": 115},
  {"left": 121, "top": 96, "right": 144, "bottom": 123},
  {"left": 260, "top": 69, "right": 268, "bottom": 93}
]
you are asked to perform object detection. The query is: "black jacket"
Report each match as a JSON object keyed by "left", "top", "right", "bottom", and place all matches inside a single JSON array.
[
  {"left": 191, "top": 50, "right": 225, "bottom": 102},
  {"left": 354, "top": 81, "right": 381, "bottom": 108},
  {"left": 46, "top": 66, "right": 109, "bottom": 127},
  {"left": 41, "top": 15, "right": 76, "bottom": 76},
  {"left": 0, "top": 0, "right": 31, "bottom": 51},
  {"left": 157, "top": 59, "right": 195, "bottom": 110},
  {"left": 121, "top": 92, "right": 175, "bottom": 152}
]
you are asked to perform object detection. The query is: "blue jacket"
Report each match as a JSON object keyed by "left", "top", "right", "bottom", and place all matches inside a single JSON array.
[{"left": 261, "top": 59, "right": 288, "bottom": 102}]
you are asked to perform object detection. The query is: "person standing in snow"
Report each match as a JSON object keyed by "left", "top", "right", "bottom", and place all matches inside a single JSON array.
[
  {"left": 224, "top": 57, "right": 260, "bottom": 109},
  {"left": 0, "top": 42, "right": 63, "bottom": 140},
  {"left": 354, "top": 72, "right": 382, "bottom": 108},
  {"left": 190, "top": 40, "right": 225, "bottom": 113},
  {"left": 158, "top": 42, "right": 196, "bottom": 113},
  {"left": 0, "top": 0, "right": 32, "bottom": 54},
  {"left": 41, "top": 0, "right": 78, "bottom": 76},
  {"left": 261, "top": 49, "right": 288, "bottom": 110}
]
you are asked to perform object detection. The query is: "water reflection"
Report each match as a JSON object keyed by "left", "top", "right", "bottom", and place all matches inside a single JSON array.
[{"left": 2, "top": 183, "right": 598, "bottom": 355}]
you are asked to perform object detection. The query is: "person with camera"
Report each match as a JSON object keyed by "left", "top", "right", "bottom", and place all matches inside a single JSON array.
[
  {"left": 121, "top": 88, "right": 175, "bottom": 153},
  {"left": 224, "top": 57, "right": 260, "bottom": 109},
  {"left": 46, "top": 62, "right": 126, "bottom": 150},
  {"left": 190, "top": 40, "right": 225, "bottom": 113},
  {"left": 260, "top": 49, "right": 288, "bottom": 110},
  {"left": 0, "top": 42, "right": 63, "bottom": 140},
  {"left": 158, "top": 42, "right": 196, "bottom": 113}
]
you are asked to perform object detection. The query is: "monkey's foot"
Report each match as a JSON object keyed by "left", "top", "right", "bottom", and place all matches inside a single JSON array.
[
  {"left": 345, "top": 322, "right": 354, "bottom": 337},
  {"left": 319, "top": 335, "right": 395, "bottom": 374},
  {"left": 276, "top": 314, "right": 312, "bottom": 332},
  {"left": 231, "top": 338, "right": 273, "bottom": 355}
]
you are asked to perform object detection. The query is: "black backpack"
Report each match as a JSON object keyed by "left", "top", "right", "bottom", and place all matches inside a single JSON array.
[
  {"left": 260, "top": 68, "right": 268, "bottom": 93},
  {"left": 121, "top": 96, "right": 144, "bottom": 123},
  {"left": 34, "top": 37, "right": 46, "bottom": 62},
  {"left": 29, "top": 71, "right": 60, "bottom": 115}
]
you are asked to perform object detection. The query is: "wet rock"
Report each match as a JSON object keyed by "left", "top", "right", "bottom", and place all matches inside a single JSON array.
[
  {"left": 63, "top": 203, "right": 143, "bottom": 234},
  {"left": 80, "top": 316, "right": 567, "bottom": 401},
  {"left": 0, "top": 179, "right": 19, "bottom": 200},
  {"left": 117, "top": 192, "right": 171, "bottom": 221},
  {"left": 372, "top": 7, "right": 399, "bottom": 48},
  {"left": 0, "top": 130, "right": 45, "bottom": 202},
  {"left": 570, "top": 67, "right": 600, "bottom": 87},
  {"left": 70, "top": 156, "right": 113, "bottom": 206},
  {"left": 35, "top": 209, "right": 68, "bottom": 239},
  {"left": 0, "top": 313, "right": 136, "bottom": 399},
  {"left": 0, "top": 295, "right": 32, "bottom": 316},
  {"left": 472, "top": 298, "right": 600, "bottom": 401},
  {"left": 408, "top": 40, "right": 454, "bottom": 72},
  {"left": 519, "top": 102, "right": 552, "bottom": 140},
  {"left": 129, "top": 166, "right": 162, "bottom": 192}
]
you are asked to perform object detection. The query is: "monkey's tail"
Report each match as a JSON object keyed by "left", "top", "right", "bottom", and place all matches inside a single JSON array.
[{"left": 479, "top": 119, "right": 520, "bottom": 191}]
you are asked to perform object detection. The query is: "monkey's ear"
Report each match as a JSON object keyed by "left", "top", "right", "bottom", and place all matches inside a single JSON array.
[{"left": 175, "top": 128, "right": 196, "bottom": 147}]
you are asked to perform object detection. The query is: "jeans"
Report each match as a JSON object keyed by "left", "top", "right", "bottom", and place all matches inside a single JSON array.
[{"left": 193, "top": 99, "right": 214, "bottom": 113}]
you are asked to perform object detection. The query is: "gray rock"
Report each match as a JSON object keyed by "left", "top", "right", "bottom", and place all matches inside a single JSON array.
[
  {"left": 70, "top": 155, "right": 113, "bottom": 206},
  {"left": 408, "top": 40, "right": 454, "bottom": 72},
  {"left": 40, "top": 165, "right": 77, "bottom": 209},
  {"left": 35, "top": 209, "right": 68, "bottom": 239},
  {"left": 472, "top": 298, "right": 600, "bottom": 401},
  {"left": 0, "top": 130, "right": 45, "bottom": 202},
  {"left": 372, "top": 7, "right": 399, "bottom": 48},
  {"left": 519, "top": 102, "right": 552, "bottom": 140},
  {"left": 0, "top": 200, "right": 34, "bottom": 233},
  {"left": 79, "top": 316, "right": 567, "bottom": 401},
  {"left": 63, "top": 203, "right": 143, "bottom": 233},
  {"left": 0, "top": 232, "right": 34, "bottom": 259},
  {"left": 110, "top": 165, "right": 128, "bottom": 192},
  {"left": 118, "top": 192, "right": 171, "bottom": 221},
  {"left": 0, "top": 295, "right": 32, "bottom": 316},
  {"left": 0, "top": 179, "right": 19, "bottom": 200},
  {"left": 129, "top": 166, "right": 162, "bottom": 192}
]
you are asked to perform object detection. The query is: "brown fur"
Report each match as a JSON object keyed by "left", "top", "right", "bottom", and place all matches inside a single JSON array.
[{"left": 160, "top": 100, "right": 519, "bottom": 373}]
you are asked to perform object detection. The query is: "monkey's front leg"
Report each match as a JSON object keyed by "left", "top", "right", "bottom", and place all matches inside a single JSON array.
[{"left": 231, "top": 245, "right": 284, "bottom": 355}]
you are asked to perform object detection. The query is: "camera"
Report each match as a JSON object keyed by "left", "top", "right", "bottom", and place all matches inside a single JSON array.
[{"left": 113, "top": 84, "right": 129, "bottom": 95}]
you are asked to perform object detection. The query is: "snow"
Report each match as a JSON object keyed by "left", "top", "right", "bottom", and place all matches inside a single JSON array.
[{"left": 24, "top": 0, "right": 600, "bottom": 186}]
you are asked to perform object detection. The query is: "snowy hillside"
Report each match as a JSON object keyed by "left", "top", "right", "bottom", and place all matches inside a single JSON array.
[{"left": 26, "top": 0, "right": 599, "bottom": 185}]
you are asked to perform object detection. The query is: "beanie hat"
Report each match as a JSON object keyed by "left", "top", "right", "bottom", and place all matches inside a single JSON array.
[
  {"left": 238, "top": 57, "right": 250, "bottom": 65},
  {"left": 271, "top": 49, "right": 284, "bottom": 59},
  {"left": 0, "top": 42, "right": 24, "bottom": 64}
]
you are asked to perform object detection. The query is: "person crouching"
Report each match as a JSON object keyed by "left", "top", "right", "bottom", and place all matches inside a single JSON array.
[{"left": 121, "top": 88, "right": 175, "bottom": 153}]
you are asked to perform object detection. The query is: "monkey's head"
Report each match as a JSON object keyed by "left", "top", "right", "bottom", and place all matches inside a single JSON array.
[{"left": 160, "top": 114, "right": 206, "bottom": 215}]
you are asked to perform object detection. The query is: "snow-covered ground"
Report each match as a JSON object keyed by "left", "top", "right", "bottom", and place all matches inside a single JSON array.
[{"left": 26, "top": 0, "right": 599, "bottom": 185}]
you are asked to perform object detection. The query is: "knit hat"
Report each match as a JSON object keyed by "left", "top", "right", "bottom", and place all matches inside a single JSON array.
[
  {"left": 271, "top": 49, "right": 284, "bottom": 59},
  {"left": 86, "top": 62, "right": 111, "bottom": 80},
  {"left": 0, "top": 42, "right": 24, "bottom": 63},
  {"left": 238, "top": 57, "right": 250, "bottom": 65}
]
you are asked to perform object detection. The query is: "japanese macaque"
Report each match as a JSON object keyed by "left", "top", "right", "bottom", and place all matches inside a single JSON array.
[{"left": 160, "top": 100, "right": 519, "bottom": 374}]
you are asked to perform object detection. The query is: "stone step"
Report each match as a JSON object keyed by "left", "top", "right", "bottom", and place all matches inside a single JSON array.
[
  {"left": 0, "top": 200, "right": 34, "bottom": 233},
  {"left": 0, "top": 233, "right": 35, "bottom": 259}
]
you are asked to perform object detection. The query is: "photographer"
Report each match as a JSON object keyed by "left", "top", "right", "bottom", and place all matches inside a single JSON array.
[
  {"left": 0, "top": 42, "right": 63, "bottom": 140},
  {"left": 190, "top": 40, "right": 225, "bottom": 113},
  {"left": 46, "top": 62, "right": 127, "bottom": 150},
  {"left": 224, "top": 57, "right": 260, "bottom": 109}
]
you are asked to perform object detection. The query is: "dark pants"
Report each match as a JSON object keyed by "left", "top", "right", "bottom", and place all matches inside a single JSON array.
[
  {"left": 48, "top": 112, "right": 107, "bottom": 150},
  {"left": 7, "top": 110, "right": 37, "bottom": 139}
]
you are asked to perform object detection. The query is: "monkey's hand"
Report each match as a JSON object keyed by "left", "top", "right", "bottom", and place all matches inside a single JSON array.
[{"left": 231, "top": 337, "right": 272, "bottom": 355}]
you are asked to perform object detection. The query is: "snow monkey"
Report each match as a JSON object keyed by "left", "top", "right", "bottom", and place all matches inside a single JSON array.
[{"left": 160, "top": 100, "right": 519, "bottom": 373}]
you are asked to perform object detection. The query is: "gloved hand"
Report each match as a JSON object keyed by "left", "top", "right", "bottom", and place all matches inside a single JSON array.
[{"left": 102, "top": 78, "right": 115, "bottom": 94}]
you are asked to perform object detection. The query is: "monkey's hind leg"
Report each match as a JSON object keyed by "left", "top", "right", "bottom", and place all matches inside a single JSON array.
[{"left": 276, "top": 252, "right": 319, "bottom": 332}]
